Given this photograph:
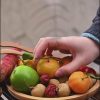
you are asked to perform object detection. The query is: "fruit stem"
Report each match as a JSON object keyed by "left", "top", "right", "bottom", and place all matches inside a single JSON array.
[
  {"left": 20, "top": 57, "right": 28, "bottom": 65},
  {"left": 81, "top": 76, "right": 88, "bottom": 80},
  {"left": 86, "top": 73, "right": 100, "bottom": 80},
  {"left": 89, "top": 74, "right": 100, "bottom": 80},
  {"left": 19, "top": 58, "right": 24, "bottom": 64}
]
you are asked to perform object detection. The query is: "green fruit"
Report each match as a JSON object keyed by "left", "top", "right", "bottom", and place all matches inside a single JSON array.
[{"left": 10, "top": 65, "right": 39, "bottom": 93}]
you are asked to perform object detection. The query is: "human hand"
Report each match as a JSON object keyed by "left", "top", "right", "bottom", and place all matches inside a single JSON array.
[{"left": 34, "top": 36, "right": 99, "bottom": 77}]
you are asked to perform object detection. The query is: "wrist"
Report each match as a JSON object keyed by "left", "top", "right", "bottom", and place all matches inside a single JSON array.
[
  {"left": 81, "top": 33, "right": 100, "bottom": 44},
  {"left": 81, "top": 33, "right": 100, "bottom": 64}
]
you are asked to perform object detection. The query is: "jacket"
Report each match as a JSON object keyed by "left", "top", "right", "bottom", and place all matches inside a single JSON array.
[{"left": 82, "top": 7, "right": 100, "bottom": 64}]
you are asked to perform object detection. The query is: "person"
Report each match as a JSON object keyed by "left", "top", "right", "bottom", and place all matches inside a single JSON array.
[{"left": 34, "top": 7, "right": 100, "bottom": 77}]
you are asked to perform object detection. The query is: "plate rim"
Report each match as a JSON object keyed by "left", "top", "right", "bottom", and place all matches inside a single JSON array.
[{"left": 7, "top": 80, "right": 100, "bottom": 100}]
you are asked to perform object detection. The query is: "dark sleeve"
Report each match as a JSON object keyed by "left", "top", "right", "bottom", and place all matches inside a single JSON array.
[
  {"left": 82, "top": 7, "right": 100, "bottom": 64},
  {"left": 84, "top": 7, "right": 100, "bottom": 42}
]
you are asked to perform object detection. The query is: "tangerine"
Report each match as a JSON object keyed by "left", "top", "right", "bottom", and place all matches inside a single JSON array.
[
  {"left": 37, "top": 56, "right": 60, "bottom": 78},
  {"left": 68, "top": 71, "right": 92, "bottom": 93}
]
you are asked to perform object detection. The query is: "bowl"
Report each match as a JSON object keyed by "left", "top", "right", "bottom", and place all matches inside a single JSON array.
[
  {"left": 7, "top": 81, "right": 99, "bottom": 100},
  {"left": 1, "top": 42, "right": 100, "bottom": 100}
]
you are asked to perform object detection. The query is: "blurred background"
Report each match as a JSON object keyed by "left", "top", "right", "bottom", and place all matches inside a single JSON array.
[{"left": 1, "top": 0, "right": 99, "bottom": 48}]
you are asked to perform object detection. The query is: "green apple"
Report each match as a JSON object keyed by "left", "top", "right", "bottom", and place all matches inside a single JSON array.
[{"left": 10, "top": 65, "right": 39, "bottom": 93}]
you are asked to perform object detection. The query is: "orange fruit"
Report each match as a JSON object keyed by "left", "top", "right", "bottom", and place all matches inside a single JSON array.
[
  {"left": 37, "top": 56, "right": 60, "bottom": 78},
  {"left": 18, "top": 60, "right": 36, "bottom": 69},
  {"left": 68, "top": 71, "right": 92, "bottom": 94}
]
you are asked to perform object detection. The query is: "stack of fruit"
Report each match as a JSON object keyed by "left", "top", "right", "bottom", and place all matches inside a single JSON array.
[{"left": 3, "top": 52, "right": 100, "bottom": 97}]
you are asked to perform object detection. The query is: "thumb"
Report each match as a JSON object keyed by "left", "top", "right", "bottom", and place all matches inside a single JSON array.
[{"left": 55, "top": 56, "right": 84, "bottom": 77}]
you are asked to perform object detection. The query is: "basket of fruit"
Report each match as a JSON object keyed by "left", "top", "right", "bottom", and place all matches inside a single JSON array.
[{"left": 0, "top": 42, "right": 100, "bottom": 100}]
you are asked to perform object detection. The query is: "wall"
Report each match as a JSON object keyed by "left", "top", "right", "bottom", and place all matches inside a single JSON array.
[
  {"left": 1, "top": 0, "right": 100, "bottom": 80},
  {"left": 1, "top": 0, "right": 99, "bottom": 47}
]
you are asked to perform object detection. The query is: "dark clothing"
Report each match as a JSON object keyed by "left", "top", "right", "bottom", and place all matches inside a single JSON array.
[
  {"left": 83, "top": 7, "right": 100, "bottom": 64},
  {"left": 85, "top": 7, "right": 100, "bottom": 43}
]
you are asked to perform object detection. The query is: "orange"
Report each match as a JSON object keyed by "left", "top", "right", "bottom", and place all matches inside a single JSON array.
[
  {"left": 37, "top": 57, "right": 60, "bottom": 78},
  {"left": 18, "top": 60, "right": 36, "bottom": 69},
  {"left": 68, "top": 71, "right": 92, "bottom": 94}
]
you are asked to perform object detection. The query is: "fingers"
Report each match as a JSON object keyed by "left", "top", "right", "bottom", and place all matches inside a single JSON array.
[
  {"left": 34, "top": 37, "right": 60, "bottom": 58},
  {"left": 55, "top": 55, "right": 86, "bottom": 77},
  {"left": 45, "top": 48, "right": 53, "bottom": 56}
]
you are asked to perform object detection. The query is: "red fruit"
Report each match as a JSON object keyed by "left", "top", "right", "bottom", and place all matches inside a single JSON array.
[
  {"left": 78, "top": 66, "right": 96, "bottom": 75},
  {"left": 40, "top": 74, "right": 50, "bottom": 85},
  {"left": 0, "top": 54, "right": 19, "bottom": 82},
  {"left": 60, "top": 56, "right": 72, "bottom": 66},
  {"left": 78, "top": 66, "right": 100, "bottom": 80},
  {"left": 45, "top": 84, "right": 57, "bottom": 97}
]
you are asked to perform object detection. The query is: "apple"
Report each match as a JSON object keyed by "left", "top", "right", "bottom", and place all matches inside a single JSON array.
[{"left": 10, "top": 65, "right": 39, "bottom": 93}]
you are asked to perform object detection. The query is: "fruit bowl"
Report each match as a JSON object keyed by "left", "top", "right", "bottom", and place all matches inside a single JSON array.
[
  {"left": 7, "top": 80, "right": 99, "bottom": 100},
  {"left": 1, "top": 42, "right": 100, "bottom": 100}
]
